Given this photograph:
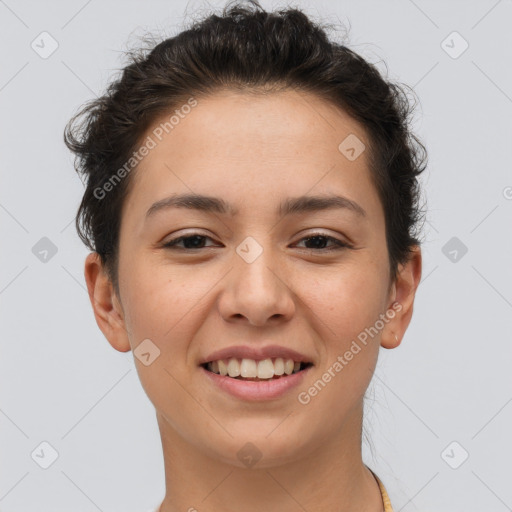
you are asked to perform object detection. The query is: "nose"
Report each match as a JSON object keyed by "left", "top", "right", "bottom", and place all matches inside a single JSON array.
[{"left": 217, "top": 242, "right": 296, "bottom": 327}]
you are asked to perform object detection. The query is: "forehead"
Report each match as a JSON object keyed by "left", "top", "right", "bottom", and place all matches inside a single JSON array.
[
  {"left": 145, "top": 88, "right": 367, "bottom": 160},
  {"left": 122, "top": 88, "right": 382, "bottom": 225}
]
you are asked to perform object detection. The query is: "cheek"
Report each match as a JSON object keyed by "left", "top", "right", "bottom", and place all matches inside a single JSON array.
[
  {"left": 307, "top": 261, "right": 388, "bottom": 339},
  {"left": 119, "top": 266, "right": 202, "bottom": 426},
  {"left": 297, "top": 275, "right": 382, "bottom": 427},
  {"left": 119, "top": 258, "right": 197, "bottom": 341},
  {"left": 299, "top": 261, "right": 385, "bottom": 394}
]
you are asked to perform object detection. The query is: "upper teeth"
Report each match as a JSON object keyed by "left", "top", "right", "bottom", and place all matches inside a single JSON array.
[{"left": 207, "top": 358, "right": 302, "bottom": 379}]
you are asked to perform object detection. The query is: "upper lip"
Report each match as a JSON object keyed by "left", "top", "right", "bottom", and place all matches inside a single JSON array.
[{"left": 199, "top": 345, "right": 314, "bottom": 365}]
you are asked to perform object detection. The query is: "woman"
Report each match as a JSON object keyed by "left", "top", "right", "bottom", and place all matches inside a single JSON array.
[{"left": 64, "top": 1, "right": 426, "bottom": 510}]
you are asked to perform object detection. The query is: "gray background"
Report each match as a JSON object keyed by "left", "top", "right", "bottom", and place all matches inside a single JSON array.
[{"left": 1, "top": 0, "right": 511, "bottom": 511}]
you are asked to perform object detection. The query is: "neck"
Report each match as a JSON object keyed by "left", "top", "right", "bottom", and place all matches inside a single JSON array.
[{"left": 155, "top": 404, "right": 384, "bottom": 512}]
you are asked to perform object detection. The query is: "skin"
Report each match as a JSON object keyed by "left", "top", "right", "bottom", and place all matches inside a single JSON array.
[{"left": 84, "top": 88, "right": 422, "bottom": 512}]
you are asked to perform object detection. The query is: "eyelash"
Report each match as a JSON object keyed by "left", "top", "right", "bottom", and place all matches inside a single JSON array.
[{"left": 162, "top": 232, "right": 352, "bottom": 252}]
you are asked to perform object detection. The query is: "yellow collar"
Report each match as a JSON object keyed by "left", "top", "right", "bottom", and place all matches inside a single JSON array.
[{"left": 369, "top": 469, "right": 394, "bottom": 512}]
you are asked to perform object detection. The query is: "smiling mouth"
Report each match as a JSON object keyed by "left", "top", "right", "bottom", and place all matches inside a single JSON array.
[{"left": 201, "top": 358, "right": 313, "bottom": 381}]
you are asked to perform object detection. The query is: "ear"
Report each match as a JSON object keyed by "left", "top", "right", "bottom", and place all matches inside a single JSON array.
[
  {"left": 381, "top": 245, "right": 422, "bottom": 349},
  {"left": 84, "top": 252, "right": 131, "bottom": 352}
]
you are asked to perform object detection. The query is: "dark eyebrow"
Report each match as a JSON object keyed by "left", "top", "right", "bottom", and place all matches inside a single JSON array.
[
  {"left": 145, "top": 193, "right": 366, "bottom": 220},
  {"left": 278, "top": 194, "right": 366, "bottom": 218},
  {"left": 145, "top": 194, "right": 238, "bottom": 219}
]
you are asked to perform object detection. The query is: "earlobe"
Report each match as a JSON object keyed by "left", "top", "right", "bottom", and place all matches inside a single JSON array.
[
  {"left": 381, "top": 246, "right": 422, "bottom": 350},
  {"left": 380, "top": 309, "right": 403, "bottom": 350},
  {"left": 83, "top": 252, "right": 132, "bottom": 353},
  {"left": 382, "top": 331, "right": 401, "bottom": 350}
]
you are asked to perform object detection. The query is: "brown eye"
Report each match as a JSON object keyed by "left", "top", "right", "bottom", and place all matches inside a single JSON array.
[
  {"left": 294, "top": 233, "right": 351, "bottom": 252},
  {"left": 161, "top": 232, "right": 352, "bottom": 252},
  {"left": 163, "top": 234, "right": 217, "bottom": 250}
]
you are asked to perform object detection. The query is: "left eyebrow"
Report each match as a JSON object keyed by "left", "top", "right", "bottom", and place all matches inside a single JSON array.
[
  {"left": 145, "top": 193, "right": 367, "bottom": 221},
  {"left": 145, "top": 194, "right": 237, "bottom": 220}
]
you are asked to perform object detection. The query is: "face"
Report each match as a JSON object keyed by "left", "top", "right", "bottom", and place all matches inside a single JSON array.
[{"left": 86, "top": 88, "right": 420, "bottom": 469}]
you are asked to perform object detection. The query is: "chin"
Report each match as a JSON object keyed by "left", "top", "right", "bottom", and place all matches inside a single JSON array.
[{"left": 204, "top": 429, "right": 312, "bottom": 470}]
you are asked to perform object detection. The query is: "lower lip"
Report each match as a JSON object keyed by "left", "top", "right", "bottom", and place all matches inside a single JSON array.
[{"left": 200, "top": 365, "right": 312, "bottom": 401}]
